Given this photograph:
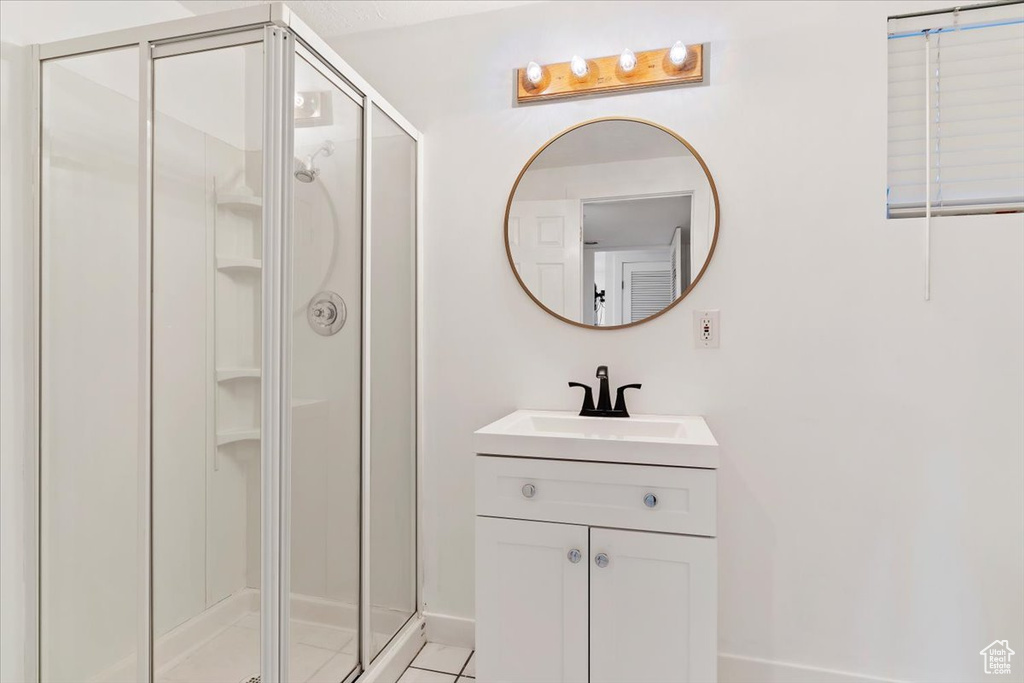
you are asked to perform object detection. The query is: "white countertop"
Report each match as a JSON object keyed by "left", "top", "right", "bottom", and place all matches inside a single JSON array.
[{"left": 473, "top": 409, "right": 719, "bottom": 469}]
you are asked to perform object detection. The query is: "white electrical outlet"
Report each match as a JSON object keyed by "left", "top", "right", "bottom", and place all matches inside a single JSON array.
[{"left": 694, "top": 310, "right": 720, "bottom": 348}]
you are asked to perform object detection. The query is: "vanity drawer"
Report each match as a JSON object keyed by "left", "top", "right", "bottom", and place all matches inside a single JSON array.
[{"left": 475, "top": 455, "right": 716, "bottom": 536}]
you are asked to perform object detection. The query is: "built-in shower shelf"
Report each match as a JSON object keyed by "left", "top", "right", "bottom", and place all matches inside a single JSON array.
[
  {"left": 217, "top": 367, "right": 261, "bottom": 382},
  {"left": 217, "top": 428, "right": 260, "bottom": 447},
  {"left": 216, "top": 193, "right": 262, "bottom": 210},
  {"left": 293, "top": 397, "right": 329, "bottom": 418},
  {"left": 217, "top": 257, "right": 262, "bottom": 272}
]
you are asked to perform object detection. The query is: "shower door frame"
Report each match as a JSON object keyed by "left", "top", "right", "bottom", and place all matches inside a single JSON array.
[{"left": 30, "top": 5, "right": 424, "bottom": 683}]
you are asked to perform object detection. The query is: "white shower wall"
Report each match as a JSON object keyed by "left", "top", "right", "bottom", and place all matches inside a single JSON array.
[
  {"left": 288, "top": 131, "right": 363, "bottom": 611},
  {"left": 153, "top": 110, "right": 257, "bottom": 630}
]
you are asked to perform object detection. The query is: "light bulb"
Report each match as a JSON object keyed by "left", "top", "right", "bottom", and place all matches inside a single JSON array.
[
  {"left": 525, "top": 61, "right": 543, "bottom": 85},
  {"left": 669, "top": 41, "right": 689, "bottom": 66},
  {"left": 294, "top": 93, "right": 305, "bottom": 107},
  {"left": 619, "top": 48, "right": 637, "bottom": 72},
  {"left": 570, "top": 55, "right": 588, "bottom": 78}
]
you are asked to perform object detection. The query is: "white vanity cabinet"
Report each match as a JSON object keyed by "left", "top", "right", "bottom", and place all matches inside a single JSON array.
[
  {"left": 476, "top": 517, "right": 589, "bottom": 683},
  {"left": 474, "top": 410, "right": 720, "bottom": 683}
]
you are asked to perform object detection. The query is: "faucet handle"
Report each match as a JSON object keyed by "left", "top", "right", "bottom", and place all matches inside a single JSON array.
[
  {"left": 613, "top": 383, "right": 642, "bottom": 416},
  {"left": 596, "top": 365, "right": 608, "bottom": 378},
  {"left": 568, "top": 382, "right": 596, "bottom": 413}
]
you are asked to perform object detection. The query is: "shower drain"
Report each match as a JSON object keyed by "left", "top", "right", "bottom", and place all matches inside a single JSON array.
[{"left": 240, "top": 676, "right": 260, "bottom": 683}]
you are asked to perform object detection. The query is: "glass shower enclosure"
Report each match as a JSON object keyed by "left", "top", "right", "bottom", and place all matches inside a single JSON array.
[{"left": 34, "top": 5, "right": 419, "bottom": 682}]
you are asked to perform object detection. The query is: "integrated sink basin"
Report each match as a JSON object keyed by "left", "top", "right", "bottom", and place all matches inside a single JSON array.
[
  {"left": 474, "top": 410, "right": 718, "bottom": 468},
  {"left": 519, "top": 414, "right": 687, "bottom": 439}
]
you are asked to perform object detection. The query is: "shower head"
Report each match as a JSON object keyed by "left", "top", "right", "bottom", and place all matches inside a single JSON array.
[
  {"left": 294, "top": 140, "right": 335, "bottom": 183},
  {"left": 294, "top": 165, "right": 318, "bottom": 183}
]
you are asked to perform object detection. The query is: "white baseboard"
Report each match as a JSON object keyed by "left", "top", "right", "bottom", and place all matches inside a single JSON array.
[
  {"left": 718, "top": 653, "right": 906, "bottom": 683},
  {"left": 423, "top": 611, "right": 476, "bottom": 649},
  {"left": 421, "top": 614, "right": 906, "bottom": 683},
  {"left": 290, "top": 591, "right": 358, "bottom": 630},
  {"left": 93, "top": 589, "right": 257, "bottom": 682}
]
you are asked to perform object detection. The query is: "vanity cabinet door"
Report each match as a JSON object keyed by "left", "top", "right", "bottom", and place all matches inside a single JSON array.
[
  {"left": 590, "top": 529, "right": 717, "bottom": 683},
  {"left": 476, "top": 517, "right": 588, "bottom": 683}
]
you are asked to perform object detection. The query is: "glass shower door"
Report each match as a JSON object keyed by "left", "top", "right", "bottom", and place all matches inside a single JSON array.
[
  {"left": 367, "top": 104, "right": 418, "bottom": 661},
  {"left": 286, "top": 53, "right": 363, "bottom": 683},
  {"left": 152, "top": 39, "right": 264, "bottom": 682},
  {"left": 40, "top": 45, "right": 141, "bottom": 683}
]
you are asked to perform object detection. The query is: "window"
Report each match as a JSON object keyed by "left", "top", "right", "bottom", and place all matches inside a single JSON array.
[{"left": 887, "top": 1, "right": 1024, "bottom": 217}]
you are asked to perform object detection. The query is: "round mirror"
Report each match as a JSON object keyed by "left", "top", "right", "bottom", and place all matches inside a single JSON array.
[{"left": 505, "top": 118, "right": 719, "bottom": 328}]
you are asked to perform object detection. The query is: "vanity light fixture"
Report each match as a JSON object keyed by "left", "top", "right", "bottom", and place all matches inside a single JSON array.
[
  {"left": 669, "top": 40, "right": 689, "bottom": 66},
  {"left": 516, "top": 42, "right": 704, "bottom": 104},
  {"left": 619, "top": 48, "right": 637, "bottom": 72},
  {"left": 570, "top": 55, "right": 589, "bottom": 78},
  {"left": 525, "top": 61, "right": 544, "bottom": 85}
]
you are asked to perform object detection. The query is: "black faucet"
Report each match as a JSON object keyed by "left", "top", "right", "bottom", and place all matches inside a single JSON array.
[
  {"left": 595, "top": 365, "right": 612, "bottom": 412},
  {"left": 568, "top": 366, "right": 642, "bottom": 418}
]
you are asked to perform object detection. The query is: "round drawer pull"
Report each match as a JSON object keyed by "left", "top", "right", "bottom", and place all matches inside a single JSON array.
[
  {"left": 567, "top": 549, "right": 581, "bottom": 564},
  {"left": 521, "top": 483, "right": 537, "bottom": 499},
  {"left": 643, "top": 493, "right": 658, "bottom": 508},
  {"left": 594, "top": 553, "right": 609, "bottom": 568}
]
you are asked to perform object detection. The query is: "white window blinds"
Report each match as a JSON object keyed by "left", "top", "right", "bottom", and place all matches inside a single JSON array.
[{"left": 887, "top": 2, "right": 1024, "bottom": 217}]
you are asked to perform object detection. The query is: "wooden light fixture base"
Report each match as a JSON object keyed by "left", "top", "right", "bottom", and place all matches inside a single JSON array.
[{"left": 516, "top": 44, "right": 704, "bottom": 104}]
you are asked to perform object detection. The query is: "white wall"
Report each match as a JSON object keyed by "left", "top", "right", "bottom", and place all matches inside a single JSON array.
[{"left": 333, "top": 2, "right": 1024, "bottom": 681}]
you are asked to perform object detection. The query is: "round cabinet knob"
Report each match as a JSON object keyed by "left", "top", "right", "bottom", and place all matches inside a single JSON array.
[
  {"left": 521, "top": 483, "right": 536, "bottom": 499},
  {"left": 567, "top": 549, "right": 582, "bottom": 564},
  {"left": 643, "top": 493, "right": 658, "bottom": 508},
  {"left": 594, "top": 553, "right": 609, "bottom": 568}
]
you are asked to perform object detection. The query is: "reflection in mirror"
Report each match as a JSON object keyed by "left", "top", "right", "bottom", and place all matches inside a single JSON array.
[{"left": 506, "top": 119, "right": 718, "bottom": 328}]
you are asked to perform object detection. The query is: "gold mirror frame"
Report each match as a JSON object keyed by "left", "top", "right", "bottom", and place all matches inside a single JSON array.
[{"left": 504, "top": 117, "right": 721, "bottom": 330}]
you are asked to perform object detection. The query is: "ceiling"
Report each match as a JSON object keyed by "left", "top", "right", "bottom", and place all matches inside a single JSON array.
[
  {"left": 179, "top": 0, "right": 540, "bottom": 38},
  {"left": 583, "top": 195, "right": 691, "bottom": 249}
]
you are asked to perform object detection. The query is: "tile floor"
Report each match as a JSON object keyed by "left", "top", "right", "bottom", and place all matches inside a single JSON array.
[
  {"left": 156, "top": 611, "right": 358, "bottom": 683},
  {"left": 398, "top": 643, "right": 475, "bottom": 683},
  {"left": 156, "top": 618, "right": 471, "bottom": 683}
]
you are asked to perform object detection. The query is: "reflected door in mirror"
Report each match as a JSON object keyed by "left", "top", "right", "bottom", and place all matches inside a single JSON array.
[{"left": 508, "top": 200, "right": 581, "bottom": 320}]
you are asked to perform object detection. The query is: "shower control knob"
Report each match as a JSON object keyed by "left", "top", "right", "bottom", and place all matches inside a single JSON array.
[
  {"left": 643, "top": 493, "right": 658, "bottom": 508},
  {"left": 594, "top": 553, "right": 609, "bottom": 568},
  {"left": 567, "top": 549, "right": 582, "bottom": 564},
  {"left": 312, "top": 302, "right": 336, "bottom": 323},
  {"left": 521, "top": 483, "right": 536, "bottom": 499},
  {"left": 307, "top": 292, "right": 346, "bottom": 336}
]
